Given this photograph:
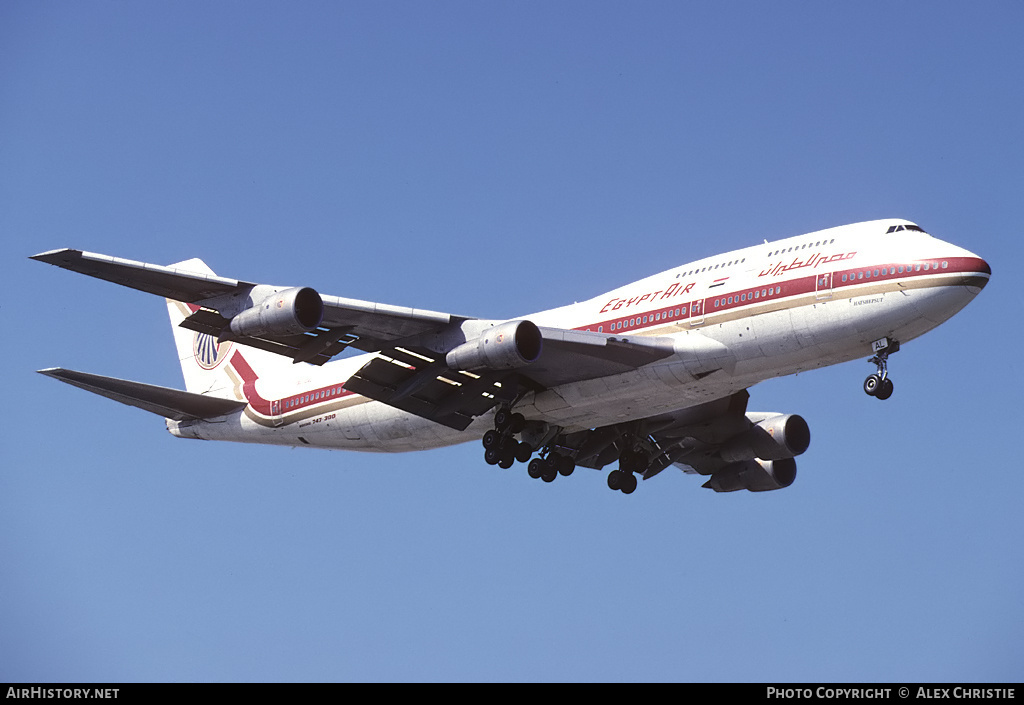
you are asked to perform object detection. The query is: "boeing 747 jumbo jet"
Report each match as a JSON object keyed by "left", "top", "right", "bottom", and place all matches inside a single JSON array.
[{"left": 33, "top": 219, "right": 989, "bottom": 494}]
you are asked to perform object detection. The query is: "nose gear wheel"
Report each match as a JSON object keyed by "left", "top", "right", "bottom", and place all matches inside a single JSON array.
[{"left": 864, "top": 338, "right": 899, "bottom": 400}]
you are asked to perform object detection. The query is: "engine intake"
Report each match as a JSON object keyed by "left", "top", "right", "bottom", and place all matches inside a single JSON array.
[
  {"left": 703, "top": 458, "right": 797, "bottom": 493},
  {"left": 229, "top": 287, "right": 323, "bottom": 338},
  {"left": 720, "top": 414, "right": 810, "bottom": 463},
  {"left": 446, "top": 320, "right": 543, "bottom": 371}
]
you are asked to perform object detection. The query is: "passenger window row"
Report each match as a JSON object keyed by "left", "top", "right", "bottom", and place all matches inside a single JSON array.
[
  {"left": 583, "top": 256, "right": 951, "bottom": 336},
  {"left": 676, "top": 257, "right": 747, "bottom": 279},
  {"left": 840, "top": 261, "right": 947, "bottom": 283},
  {"left": 285, "top": 385, "right": 345, "bottom": 410},
  {"left": 713, "top": 286, "right": 783, "bottom": 309},
  {"left": 767, "top": 238, "right": 836, "bottom": 258},
  {"left": 595, "top": 305, "right": 690, "bottom": 333}
]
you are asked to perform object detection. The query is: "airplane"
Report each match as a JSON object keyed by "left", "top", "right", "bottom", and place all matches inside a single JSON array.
[{"left": 32, "top": 218, "right": 990, "bottom": 495}]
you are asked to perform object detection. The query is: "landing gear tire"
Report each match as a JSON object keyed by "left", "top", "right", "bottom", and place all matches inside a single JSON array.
[
  {"left": 607, "top": 470, "right": 623, "bottom": 491},
  {"left": 864, "top": 374, "right": 894, "bottom": 400},
  {"left": 528, "top": 458, "right": 544, "bottom": 479},
  {"left": 514, "top": 441, "right": 533, "bottom": 464},
  {"left": 494, "top": 408, "right": 512, "bottom": 431},
  {"left": 498, "top": 443, "right": 516, "bottom": 469},
  {"left": 484, "top": 447, "right": 501, "bottom": 465},
  {"left": 620, "top": 473, "right": 638, "bottom": 495},
  {"left": 863, "top": 374, "right": 883, "bottom": 397},
  {"left": 608, "top": 470, "right": 637, "bottom": 494},
  {"left": 876, "top": 377, "right": 894, "bottom": 400},
  {"left": 494, "top": 408, "right": 525, "bottom": 434},
  {"left": 527, "top": 455, "right": 563, "bottom": 483},
  {"left": 482, "top": 429, "right": 501, "bottom": 449}
]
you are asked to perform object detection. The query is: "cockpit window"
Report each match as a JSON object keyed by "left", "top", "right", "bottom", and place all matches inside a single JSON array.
[{"left": 886, "top": 223, "right": 928, "bottom": 234}]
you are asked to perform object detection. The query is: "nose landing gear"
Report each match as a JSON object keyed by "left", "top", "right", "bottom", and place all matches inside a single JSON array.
[
  {"left": 864, "top": 338, "right": 899, "bottom": 400},
  {"left": 863, "top": 373, "right": 893, "bottom": 399}
]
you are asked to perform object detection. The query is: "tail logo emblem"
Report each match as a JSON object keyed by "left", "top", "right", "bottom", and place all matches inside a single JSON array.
[{"left": 193, "top": 332, "right": 232, "bottom": 370}]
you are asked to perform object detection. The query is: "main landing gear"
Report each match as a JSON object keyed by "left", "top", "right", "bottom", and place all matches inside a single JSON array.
[
  {"left": 863, "top": 338, "right": 900, "bottom": 401},
  {"left": 606, "top": 443, "right": 648, "bottom": 495},
  {"left": 606, "top": 469, "right": 638, "bottom": 495},
  {"left": 482, "top": 408, "right": 530, "bottom": 469},
  {"left": 482, "top": 407, "right": 576, "bottom": 482},
  {"left": 527, "top": 453, "right": 575, "bottom": 483},
  {"left": 481, "top": 408, "right": 653, "bottom": 495}
]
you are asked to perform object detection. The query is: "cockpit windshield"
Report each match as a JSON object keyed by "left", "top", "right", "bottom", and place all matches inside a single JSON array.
[{"left": 886, "top": 223, "right": 928, "bottom": 234}]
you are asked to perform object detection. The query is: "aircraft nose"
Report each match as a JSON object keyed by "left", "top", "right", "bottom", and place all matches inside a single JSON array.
[{"left": 964, "top": 255, "right": 990, "bottom": 292}]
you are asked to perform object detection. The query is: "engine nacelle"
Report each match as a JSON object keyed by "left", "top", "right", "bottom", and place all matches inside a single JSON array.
[
  {"left": 703, "top": 458, "right": 797, "bottom": 493},
  {"left": 719, "top": 414, "right": 810, "bottom": 463},
  {"left": 229, "top": 287, "right": 323, "bottom": 338},
  {"left": 446, "top": 320, "right": 543, "bottom": 371}
]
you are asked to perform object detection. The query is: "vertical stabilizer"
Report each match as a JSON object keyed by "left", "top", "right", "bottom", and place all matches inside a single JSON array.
[{"left": 165, "top": 258, "right": 296, "bottom": 399}]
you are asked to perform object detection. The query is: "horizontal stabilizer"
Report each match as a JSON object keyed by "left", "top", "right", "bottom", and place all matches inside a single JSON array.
[{"left": 38, "top": 368, "right": 247, "bottom": 421}]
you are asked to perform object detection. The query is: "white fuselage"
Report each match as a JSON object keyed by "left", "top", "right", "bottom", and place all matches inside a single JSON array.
[{"left": 167, "top": 220, "right": 989, "bottom": 452}]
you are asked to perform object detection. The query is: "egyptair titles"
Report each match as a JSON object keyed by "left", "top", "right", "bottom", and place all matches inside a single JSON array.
[
  {"left": 599, "top": 281, "right": 695, "bottom": 314},
  {"left": 760, "top": 250, "right": 857, "bottom": 278}
]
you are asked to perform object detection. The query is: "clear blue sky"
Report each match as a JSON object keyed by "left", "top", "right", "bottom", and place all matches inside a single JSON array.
[{"left": 2, "top": 1, "right": 1021, "bottom": 682}]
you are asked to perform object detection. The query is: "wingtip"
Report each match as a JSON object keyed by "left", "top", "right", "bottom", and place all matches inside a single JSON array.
[{"left": 30, "top": 248, "right": 81, "bottom": 263}]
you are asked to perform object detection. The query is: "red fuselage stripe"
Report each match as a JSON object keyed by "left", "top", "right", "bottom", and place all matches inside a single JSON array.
[
  {"left": 574, "top": 256, "right": 987, "bottom": 335},
  {"left": 231, "top": 256, "right": 988, "bottom": 417}
]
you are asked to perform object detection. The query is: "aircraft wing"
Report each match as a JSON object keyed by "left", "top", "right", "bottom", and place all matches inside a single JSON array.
[
  {"left": 30, "top": 248, "right": 250, "bottom": 300},
  {"left": 32, "top": 249, "right": 680, "bottom": 430},
  {"left": 31, "top": 248, "right": 472, "bottom": 365},
  {"left": 343, "top": 330, "right": 677, "bottom": 430},
  {"left": 547, "top": 389, "right": 808, "bottom": 492},
  {"left": 553, "top": 391, "right": 750, "bottom": 473}
]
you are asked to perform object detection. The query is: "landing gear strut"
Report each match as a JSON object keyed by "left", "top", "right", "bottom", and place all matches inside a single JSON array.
[{"left": 864, "top": 338, "right": 899, "bottom": 400}]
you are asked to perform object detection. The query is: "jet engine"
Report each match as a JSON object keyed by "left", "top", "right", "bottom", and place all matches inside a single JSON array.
[
  {"left": 719, "top": 414, "right": 810, "bottom": 463},
  {"left": 229, "top": 287, "right": 324, "bottom": 338},
  {"left": 703, "top": 458, "right": 797, "bottom": 493},
  {"left": 446, "top": 320, "right": 543, "bottom": 371}
]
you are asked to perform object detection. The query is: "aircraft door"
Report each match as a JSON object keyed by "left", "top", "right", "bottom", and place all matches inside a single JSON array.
[
  {"left": 689, "top": 298, "right": 705, "bottom": 326},
  {"left": 270, "top": 399, "right": 283, "bottom": 427},
  {"left": 815, "top": 272, "right": 834, "bottom": 300}
]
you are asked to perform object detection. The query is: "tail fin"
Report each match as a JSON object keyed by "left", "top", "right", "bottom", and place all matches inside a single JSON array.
[{"left": 165, "top": 258, "right": 297, "bottom": 398}]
